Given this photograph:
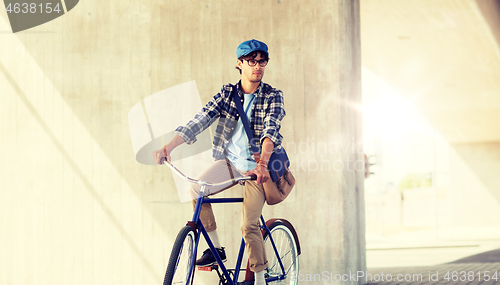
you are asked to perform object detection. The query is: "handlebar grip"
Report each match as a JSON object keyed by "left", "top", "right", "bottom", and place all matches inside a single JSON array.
[
  {"left": 249, "top": 174, "right": 257, "bottom": 180},
  {"left": 159, "top": 157, "right": 167, "bottom": 165}
]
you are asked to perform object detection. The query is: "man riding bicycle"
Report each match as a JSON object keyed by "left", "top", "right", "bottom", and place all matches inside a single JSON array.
[{"left": 153, "top": 39, "right": 286, "bottom": 285}]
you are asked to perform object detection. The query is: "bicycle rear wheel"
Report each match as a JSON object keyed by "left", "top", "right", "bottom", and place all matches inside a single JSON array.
[
  {"left": 263, "top": 221, "right": 299, "bottom": 285},
  {"left": 163, "top": 226, "right": 196, "bottom": 285}
]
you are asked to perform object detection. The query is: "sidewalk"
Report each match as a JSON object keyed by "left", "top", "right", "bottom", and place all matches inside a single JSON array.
[
  {"left": 367, "top": 260, "right": 500, "bottom": 285},
  {"left": 366, "top": 233, "right": 500, "bottom": 284}
]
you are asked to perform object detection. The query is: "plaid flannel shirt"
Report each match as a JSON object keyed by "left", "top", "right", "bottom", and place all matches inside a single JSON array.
[{"left": 175, "top": 81, "right": 286, "bottom": 161}]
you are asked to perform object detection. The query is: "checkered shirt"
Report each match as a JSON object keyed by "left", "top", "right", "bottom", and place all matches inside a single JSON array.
[{"left": 175, "top": 81, "right": 286, "bottom": 161}]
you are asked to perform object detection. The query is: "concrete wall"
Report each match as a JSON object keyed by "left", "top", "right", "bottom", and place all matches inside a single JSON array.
[
  {"left": 449, "top": 142, "right": 500, "bottom": 229},
  {"left": 0, "top": 0, "right": 365, "bottom": 284}
]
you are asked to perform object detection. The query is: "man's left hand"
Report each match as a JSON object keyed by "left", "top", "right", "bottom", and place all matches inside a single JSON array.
[{"left": 246, "top": 164, "right": 270, "bottom": 184}]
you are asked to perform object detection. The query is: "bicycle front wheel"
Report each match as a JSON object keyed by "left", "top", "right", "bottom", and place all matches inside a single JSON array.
[
  {"left": 263, "top": 221, "right": 299, "bottom": 285},
  {"left": 163, "top": 225, "right": 196, "bottom": 285}
]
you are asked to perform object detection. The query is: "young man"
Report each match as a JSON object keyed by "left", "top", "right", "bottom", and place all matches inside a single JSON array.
[{"left": 153, "top": 39, "right": 285, "bottom": 285}]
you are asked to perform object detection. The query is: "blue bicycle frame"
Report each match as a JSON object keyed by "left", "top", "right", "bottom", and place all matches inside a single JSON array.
[{"left": 185, "top": 194, "right": 288, "bottom": 285}]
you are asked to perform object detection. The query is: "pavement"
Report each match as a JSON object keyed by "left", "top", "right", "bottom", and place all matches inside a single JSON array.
[{"left": 366, "top": 241, "right": 500, "bottom": 284}]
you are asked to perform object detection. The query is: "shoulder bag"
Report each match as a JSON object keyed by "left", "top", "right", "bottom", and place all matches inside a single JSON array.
[{"left": 231, "top": 87, "right": 295, "bottom": 205}]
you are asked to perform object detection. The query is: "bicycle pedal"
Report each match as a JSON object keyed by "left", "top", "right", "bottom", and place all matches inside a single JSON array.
[{"left": 197, "top": 264, "right": 218, "bottom": 271}]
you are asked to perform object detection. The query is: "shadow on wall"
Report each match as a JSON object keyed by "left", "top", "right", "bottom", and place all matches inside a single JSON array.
[{"left": 475, "top": 0, "right": 500, "bottom": 48}]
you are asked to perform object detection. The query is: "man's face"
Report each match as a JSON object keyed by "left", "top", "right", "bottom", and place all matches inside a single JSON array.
[{"left": 238, "top": 52, "right": 267, "bottom": 83}]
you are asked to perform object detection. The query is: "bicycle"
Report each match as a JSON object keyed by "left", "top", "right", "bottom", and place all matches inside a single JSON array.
[{"left": 161, "top": 159, "right": 300, "bottom": 285}]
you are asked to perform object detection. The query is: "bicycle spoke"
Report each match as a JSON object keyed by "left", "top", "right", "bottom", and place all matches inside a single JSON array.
[
  {"left": 268, "top": 258, "right": 279, "bottom": 271},
  {"left": 280, "top": 249, "right": 291, "bottom": 262},
  {"left": 174, "top": 244, "right": 184, "bottom": 270},
  {"left": 279, "top": 231, "right": 285, "bottom": 258},
  {"left": 285, "top": 256, "right": 298, "bottom": 274}
]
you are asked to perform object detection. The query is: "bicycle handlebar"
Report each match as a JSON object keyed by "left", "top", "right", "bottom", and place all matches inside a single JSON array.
[{"left": 160, "top": 157, "right": 256, "bottom": 187}]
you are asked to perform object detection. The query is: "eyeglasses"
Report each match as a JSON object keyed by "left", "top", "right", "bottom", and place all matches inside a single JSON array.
[{"left": 243, "top": 59, "right": 269, "bottom": 67}]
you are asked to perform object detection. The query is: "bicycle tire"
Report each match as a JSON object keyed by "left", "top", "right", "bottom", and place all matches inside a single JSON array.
[
  {"left": 163, "top": 225, "right": 196, "bottom": 285},
  {"left": 263, "top": 221, "right": 299, "bottom": 285}
]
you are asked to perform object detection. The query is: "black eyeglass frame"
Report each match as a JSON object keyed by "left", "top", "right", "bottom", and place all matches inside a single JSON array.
[{"left": 242, "top": 58, "right": 269, "bottom": 67}]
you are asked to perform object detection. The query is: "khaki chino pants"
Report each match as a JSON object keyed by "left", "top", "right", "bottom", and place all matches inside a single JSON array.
[{"left": 190, "top": 159, "right": 268, "bottom": 272}]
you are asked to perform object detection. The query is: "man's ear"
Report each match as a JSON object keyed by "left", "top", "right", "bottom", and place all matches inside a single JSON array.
[{"left": 237, "top": 59, "right": 243, "bottom": 69}]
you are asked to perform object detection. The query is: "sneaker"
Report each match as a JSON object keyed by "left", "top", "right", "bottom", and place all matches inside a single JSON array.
[{"left": 196, "top": 247, "right": 226, "bottom": 266}]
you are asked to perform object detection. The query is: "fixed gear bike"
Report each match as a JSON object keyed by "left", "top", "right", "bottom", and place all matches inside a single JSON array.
[{"left": 161, "top": 160, "right": 300, "bottom": 285}]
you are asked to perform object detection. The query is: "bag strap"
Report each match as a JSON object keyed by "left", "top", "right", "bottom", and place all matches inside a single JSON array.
[{"left": 231, "top": 87, "right": 260, "bottom": 157}]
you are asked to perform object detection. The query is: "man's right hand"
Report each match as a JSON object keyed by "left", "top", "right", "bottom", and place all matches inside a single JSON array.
[
  {"left": 152, "top": 135, "right": 186, "bottom": 165},
  {"left": 153, "top": 145, "right": 171, "bottom": 165}
]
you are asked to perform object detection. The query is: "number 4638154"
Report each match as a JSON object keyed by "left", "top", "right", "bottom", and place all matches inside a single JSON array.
[
  {"left": 443, "top": 271, "right": 499, "bottom": 282},
  {"left": 6, "top": 3, "right": 62, "bottom": 14}
]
